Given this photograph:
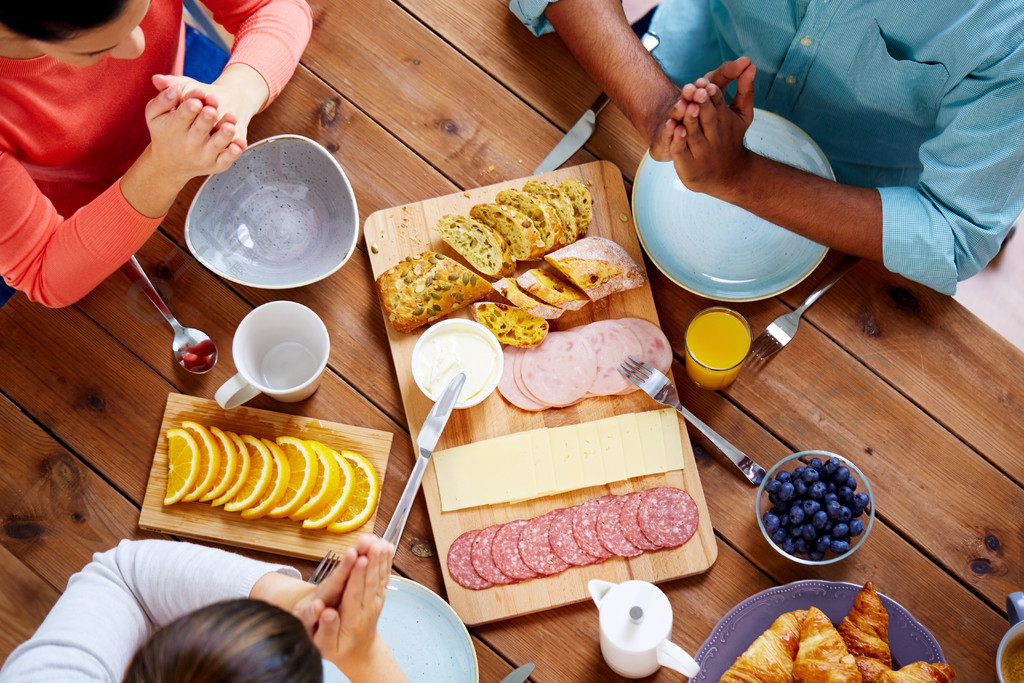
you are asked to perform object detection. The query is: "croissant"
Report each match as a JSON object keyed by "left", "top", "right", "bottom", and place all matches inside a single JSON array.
[
  {"left": 793, "top": 607, "right": 863, "bottom": 682},
  {"left": 838, "top": 582, "right": 892, "bottom": 682},
  {"left": 720, "top": 609, "right": 808, "bottom": 682},
  {"left": 878, "top": 662, "right": 956, "bottom": 683}
]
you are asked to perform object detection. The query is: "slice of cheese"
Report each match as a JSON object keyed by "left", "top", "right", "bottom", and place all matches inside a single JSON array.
[
  {"left": 661, "top": 409, "right": 686, "bottom": 470},
  {"left": 578, "top": 425, "right": 607, "bottom": 489},
  {"left": 635, "top": 410, "right": 668, "bottom": 474},
  {"left": 531, "top": 429, "right": 557, "bottom": 496},
  {"left": 616, "top": 412, "right": 647, "bottom": 480},
  {"left": 595, "top": 416, "right": 628, "bottom": 483},
  {"left": 433, "top": 430, "right": 535, "bottom": 510},
  {"left": 548, "top": 424, "right": 585, "bottom": 491}
]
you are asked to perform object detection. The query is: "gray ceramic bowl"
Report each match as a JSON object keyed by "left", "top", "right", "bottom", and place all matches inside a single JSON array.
[{"left": 185, "top": 134, "right": 358, "bottom": 289}]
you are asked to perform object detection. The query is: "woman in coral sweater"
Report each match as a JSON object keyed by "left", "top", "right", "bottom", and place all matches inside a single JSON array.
[{"left": 0, "top": 0, "right": 312, "bottom": 307}]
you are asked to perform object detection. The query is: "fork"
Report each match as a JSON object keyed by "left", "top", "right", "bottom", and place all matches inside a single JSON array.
[
  {"left": 308, "top": 550, "right": 340, "bottom": 585},
  {"left": 619, "top": 357, "right": 767, "bottom": 485},
  {"left": 749, "top": 255, "right": 859, "bottom": 361}
]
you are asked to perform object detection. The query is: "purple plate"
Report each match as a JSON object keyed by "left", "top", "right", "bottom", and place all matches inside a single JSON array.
[{"left": 693, "top": 580, "right": 945, "bottom": 680}]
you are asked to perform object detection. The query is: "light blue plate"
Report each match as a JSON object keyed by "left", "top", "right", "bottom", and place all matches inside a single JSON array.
[
  {"left": 632, "top": 110, "right": 834, "bottom": 302},
  {"left": 325, "top": 576, "right": 478, "bottom": 683}
]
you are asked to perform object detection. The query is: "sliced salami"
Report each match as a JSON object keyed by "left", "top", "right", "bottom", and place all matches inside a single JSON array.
[
  {"left": 518, "top": 510, "right": 572, "bottom": 575},
  {"left": 548, "top": 506, "right": 601, "bottom": 566},
  {"left": 576, "top": 321, "right": 643, "bottom": 395},
  {"left": 520, "top": 330, "right": 597, "bottom": 406},
  {"left": 618, "top": 317, "right": 673, "bottom": 374},
  {"left": 596, "top": 495, "right": 642, "bottom": 557},
  {"left": 572, "top": 497, "right": 614, "bottom": 560},
  {"left": 498, "top": 347, "right": 547, "bottom": 411},
  {"left": 637, "top": 487, "right": 699, "bottom": 548},
  {"left": 491, "top": 521, "right": 540, "bottom": 580},
  {"left": 447, "top": 530, "right": 492, "bottom": 590},
  {"left": 471, "top": 524, "right": 516, "bottom": 585},
  {"left": 618, "top": 491, "right": 661, "bottom": 550}
]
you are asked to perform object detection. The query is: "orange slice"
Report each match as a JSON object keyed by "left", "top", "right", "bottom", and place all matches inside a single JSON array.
[
  {"left": 223, "top": 435, "right": 274, "bottom": 512},
  {"left": 267, "top": 437, "right": 318, "bottom": 519},
  {"left": 164, "top": 428, "right": 201, "bottom": 505},
  {"left": 289, "top": 441, "right": 345, "bottom": 521},
  {"left": 328, "top": 450, "right": 380, "bottom": 533},
  {"left": 200, "top": 426, "right": 239, "bottom": 502},
  {"left": 181, "top": 421, "right": 222, "bottom": 502},
  {"left": 211, "top": 431, "right": 250, "bottom": 507},
  {"left": 240, "top": 439, "right": 292, "bottom": 520},
  {"left": 302, "top": 449, "right": 356, "bottom": 529}
]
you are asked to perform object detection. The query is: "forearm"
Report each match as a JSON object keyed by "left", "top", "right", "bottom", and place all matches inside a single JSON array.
[
  {"left": 545, "top": 0, "right": 678, "bottom": 141},
  {"left": 721, "top": 154, "right": 884, "bottom": 261},
  {"left": 119, "top": 146, "right": 192, "bottom": 218},
  {"left": 341, "top": 638, "right": 409, "bottom": 683},
  {"left": 213, "top": 62, "right": 269, "bottom": 121},
  {"left": 249, "top": 570, "right": 315, "bottom": 612}
]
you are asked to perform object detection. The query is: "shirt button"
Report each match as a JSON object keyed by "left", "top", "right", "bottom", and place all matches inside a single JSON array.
[
  {"left": 785, "top": 76, "right": 797, "bottom": 84},
  {"left": 800, "top": 36, "right": 813, "bottom": 46}
]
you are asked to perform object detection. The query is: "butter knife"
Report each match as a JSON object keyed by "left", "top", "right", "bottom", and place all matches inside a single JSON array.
[
  {"left": 498, "top": 663, "right": 535, "bottom": 683},
  {"left": 382, "top": 373, "right": 466, "bottom": 554},
  {"left": 534, "top": 31, "right": 660, "bottom": 174}
]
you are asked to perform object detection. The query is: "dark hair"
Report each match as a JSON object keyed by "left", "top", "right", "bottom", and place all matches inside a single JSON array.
[
  {"left": 124, "top": 599, "right": 324, "bottom": 683},
  {"left": 0, "top": 0, "right": 131, "bottom": 41}
]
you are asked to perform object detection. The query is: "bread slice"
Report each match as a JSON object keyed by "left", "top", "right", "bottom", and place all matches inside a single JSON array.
[
  {"left": 434, "top": 214, "right": 515, "bottom": 278},
  {"left": 559, "top": 178, "right": 593, "bottom": 236},
  {"left": 469, "top": 203, "right": 546, "bottom": 261},
  {"left": 544, "top": 236, "right": 646, "bottom": 300},
  {"left": 471, "top": 302, "right": 549, "bottom": 347},
  {"left": 516, "top": 268, "right": 589, "bottom": 311},
  {"left": 492, "top": 278, "right": 564, "bottom": 319},
  {"left": 375, "top": 251, "right": 492, "bottom": 333},
  {"left": 523, "top": 180, "right": 579, "bottom": 245},
  {"left": 494, "top": 189, "right": 565, "bottom": 253}
]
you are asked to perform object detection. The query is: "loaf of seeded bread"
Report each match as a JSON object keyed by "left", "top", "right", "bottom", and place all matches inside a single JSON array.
[
  {"left": 494, "top": 189, "right": 565, "bottom": 252},
  {"left": 375, "top": 251, "right": 492, "bottom": 333},
  {"left": 469, "top": 203, "right": 546, "bottom": 261},
  {"left": 558, "top": 178, "right": 593, "bottom": 235},
  {"left": 544, "top": 236, "right": 646, "bottom": 300},
  {"left": 435, "top": 214, "right": 516, "bottom": 278},
  {"left": 516, "top": 268, "right": 589, "bottom": 311},
  {"left": 471, "top": 302, "right": 549, "bottom": 347},
  {"left": 492, "top": 278, "right": 565, "bottom": 319},
  {"left": 522, "top": 181, "right": 579, "bottom": 245}
]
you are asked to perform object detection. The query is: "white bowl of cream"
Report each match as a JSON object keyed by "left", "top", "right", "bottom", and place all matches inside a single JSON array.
[{"left": 411, "top": 319, "right": 503, "bottom": 409}]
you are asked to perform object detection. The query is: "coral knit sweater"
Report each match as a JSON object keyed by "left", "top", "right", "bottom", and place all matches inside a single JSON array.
[{"left": 0, "top": 0, "right": 312, "bottom": 307}]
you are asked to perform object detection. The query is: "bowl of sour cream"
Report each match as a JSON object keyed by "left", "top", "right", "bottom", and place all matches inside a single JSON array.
[{"left": 411, "top": 319, "right": 503, "bottom": 409}]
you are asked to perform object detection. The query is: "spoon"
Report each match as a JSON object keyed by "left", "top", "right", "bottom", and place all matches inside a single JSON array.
[{"left": 121, "top": 256, "right": 218, "bottom": 374}]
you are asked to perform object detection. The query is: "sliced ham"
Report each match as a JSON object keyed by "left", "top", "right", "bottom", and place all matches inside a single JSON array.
[
  {"left": 519, "top": 330, "right": 597, "bottom": 407},
  {"left": 618, "top": 317, "right": 673, "bottom": 374},
  {"left": 498, "top": 346, "right": 547, "bottom": 411}
]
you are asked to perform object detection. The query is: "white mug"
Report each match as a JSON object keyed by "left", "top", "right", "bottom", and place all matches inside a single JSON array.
[
  {"left": 998, "top": 592, "right": 1024, "bottom": 683},
  {"left": 215, "top": 301, "right": 330, "bottom": 409}
]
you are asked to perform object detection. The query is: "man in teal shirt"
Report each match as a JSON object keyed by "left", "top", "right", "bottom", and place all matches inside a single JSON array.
[{"left": 511, "top": 0, "right": 1024, "bottom": 294}]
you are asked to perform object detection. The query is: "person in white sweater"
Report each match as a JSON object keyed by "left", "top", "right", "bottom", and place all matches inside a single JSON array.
[{"left": 0, "top": 535, "right": 408, "bottom": 682}]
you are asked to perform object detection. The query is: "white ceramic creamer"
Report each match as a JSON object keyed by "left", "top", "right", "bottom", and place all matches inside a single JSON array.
[{"left": 588, "top": 579, "right": 700, "bottom": 679}]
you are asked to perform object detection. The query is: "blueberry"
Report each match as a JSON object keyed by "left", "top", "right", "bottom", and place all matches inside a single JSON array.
[
  {"left": 809, "top": 457, "right": 823, "bottom": 470},
  {"left": 826, "top": 500, "right": 842, "bottom": 519},
  {"left": 802, "top": 467, "right": 820, "bottom": 483},
  {"left": 793, "top": 465, "right": 807, "bottom": 479},
  {"left": 834, "top": 465, "right": 850, "bottom": 483},
  {"left": 826, "top": 481, "right": 838, "bottom": 493},
  {"left": 801, "top": 523, "right": 818, "bottom": 541},
  {"left": 789, "top": 506, "right": 805, "bottom": 525},
  {"left": 838, "top": 506, "right": 853, "bottom": 522},
  {"left": 779, "top": 482, "right": 795, "bottom": 502},
  {"left": 778, "top": 512, "right": 790, "bottom": 528},
  {"left": 821, "top": 518, "right": 834, "bottom": 533},
  {"left": 824, "top": 492, "right": 838, "bottom": 503},
  {"left": 837, "top": 486, "right": 854, "bottom": 504},
  {"left": 793, "top": 479, "right": 808, "bottom": 497},
  {"left": 824, "top": 457, "right": 840, "bottom": 475},
  {"left": 812, "top": 510, "right": 829, "bottom": 529},
  {"left": 772, "top": 528, "right": 787, "bottom": 545},
  {"left": 766, "top": 479, "right": 782, "bottom": 495},
  {"left": 832, "top": 522, "right": 850, "bottom": 539},
  {"left": 763, "top": 513, "right": 781, "bottom": 534},
  {"left": 802, "top": 500, "right": 821, "bottom": 516},
  {"left": 781, "top": 537, "right": 797, "bottom": 555},
  {"left": 776, "top": 471, "right": 792, "bottom": 483},
  {"left": 849, "top": 518, "right": 865, "bottom": 537},
  {"left": 853, "top": 492, "right": 870, "bottom": 510},
  {"left": 788, "top": 524, "right": 805, "bottom": 539},
  {"left": 793, "top": 538, "right": 808, "bottom": 555},
  {"left": 815, "top": 534, "right": 832, "bottom": 552},
  {"left": 809, "top": 482, "right": 827, "bottom": 499},
  {"left": 830, "top": 539, "right": 851, "bottom": 555},
  {"left": 768, "top": 491, "right": 779, "bottom": 505},
  {"left": 808, "top": 550, "right": 825, "bottom": 561},
  {"left": 845, "top": 476, "right": 858, "bottom": 491},
  {"left": 772, "top": 503, "right": 790, "bottom": 517}
]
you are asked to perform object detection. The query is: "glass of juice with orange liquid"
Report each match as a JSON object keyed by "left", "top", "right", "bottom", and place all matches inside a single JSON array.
[{"left": 684, "top": 307, "right": 752, "bottom": 390}]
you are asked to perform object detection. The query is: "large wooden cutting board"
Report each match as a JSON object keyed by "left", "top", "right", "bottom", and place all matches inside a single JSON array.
[
  {"left": 364, "top": 161, "right": 717, "bottom": 625},
  {"left": 139, "top": 393, "right": 392, "bottom": 560}
]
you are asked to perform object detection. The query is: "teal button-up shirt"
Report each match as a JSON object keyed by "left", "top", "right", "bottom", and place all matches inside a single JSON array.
[{"left": 511, "top": 0, "right": 1024, "bottom": 293}]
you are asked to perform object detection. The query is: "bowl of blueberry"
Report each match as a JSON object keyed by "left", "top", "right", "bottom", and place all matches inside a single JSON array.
[{"left": 757, "top": 451, "right": 874, "bottom": 565}]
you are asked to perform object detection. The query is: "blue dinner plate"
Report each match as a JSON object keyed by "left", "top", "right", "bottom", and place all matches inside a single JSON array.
[
  {"left": 324, "top": 576, "right": 478, "bottom": 682},
  {"left": 632, "top": 109, "right": 834, "bottom": 302},
  {"left": 692, "top": 580, "right": 946, "bottom": 681}
]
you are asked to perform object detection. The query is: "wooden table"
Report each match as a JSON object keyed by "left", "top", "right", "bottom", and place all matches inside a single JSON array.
[{"left": 1, "top": 0, "right": 1021, "bottom": 679}]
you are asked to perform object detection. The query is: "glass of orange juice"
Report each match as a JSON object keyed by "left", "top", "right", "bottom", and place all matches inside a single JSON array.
[{"left": 684, "top": 307, "right": 752, "bottom": 390}]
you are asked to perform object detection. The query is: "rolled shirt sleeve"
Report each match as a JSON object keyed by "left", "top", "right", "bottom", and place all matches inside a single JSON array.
[{"left": 509, "top": 0, "right": 556, "bottom": 36}]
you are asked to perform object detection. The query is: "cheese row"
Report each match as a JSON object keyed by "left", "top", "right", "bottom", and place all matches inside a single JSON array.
[{"left": 432, "top": 408, "right": 684, "bottom": 512}]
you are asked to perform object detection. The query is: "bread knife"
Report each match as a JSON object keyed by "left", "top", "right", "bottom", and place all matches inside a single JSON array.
[{"left": 533, "top": 31, "right": 660, "bottom": 175}]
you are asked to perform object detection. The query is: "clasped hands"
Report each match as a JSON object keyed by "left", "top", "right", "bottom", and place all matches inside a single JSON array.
[{"left": 650, "top": 56, "right": 758, "bottom": 199}]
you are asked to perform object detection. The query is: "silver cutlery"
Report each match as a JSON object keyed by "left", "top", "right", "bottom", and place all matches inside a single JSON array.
[
  {"left": 382, "top": 373, "right": 466, "bottom": 555},
  {"left": 308, "top": 549, "right": 340, "bottom": 585},
  {"left": 121, "top": 255, "right": 218, "bottom": 374},
  {"left": 534, "top": 32, "right": 660, "bottom": 174},
  {"left": 498, "top": 662, "right": 535, "bottom": 683},
  {"left": 749, "top": 254, "right": 860, "bottom": 361},
  {"left": 619, "top": 357, "right": 766, "bottom": 485}
]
